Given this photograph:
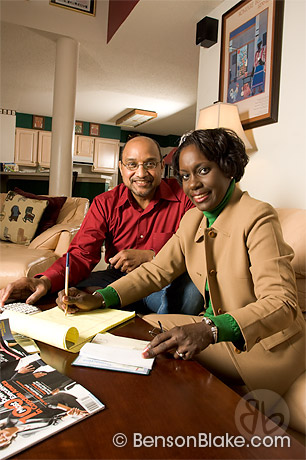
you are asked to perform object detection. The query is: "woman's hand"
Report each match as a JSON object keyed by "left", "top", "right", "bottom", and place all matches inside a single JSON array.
[
  {"left": 56, "top": 287, "right": 104, "bottom": 314},
  {"left": 142, "top": 322, "right": 214, "bottom": 360}
]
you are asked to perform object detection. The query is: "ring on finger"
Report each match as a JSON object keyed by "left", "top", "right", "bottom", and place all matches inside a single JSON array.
[{"left": 175, "top": 350, "right": 185, "bottom": 358}]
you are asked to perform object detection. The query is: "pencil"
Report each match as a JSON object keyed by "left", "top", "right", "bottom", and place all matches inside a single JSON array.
[{"left": 64, "top": 252, "right": 69, "bottom": 316}]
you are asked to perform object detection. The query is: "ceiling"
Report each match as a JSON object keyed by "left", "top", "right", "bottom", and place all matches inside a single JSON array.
[{"left": 1, "top": 0, "right": 222, "bottom": 136}]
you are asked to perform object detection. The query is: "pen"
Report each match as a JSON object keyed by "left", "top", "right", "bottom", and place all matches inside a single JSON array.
[{"left": 64, "top": 252, "right": 69, "bottom": 316}]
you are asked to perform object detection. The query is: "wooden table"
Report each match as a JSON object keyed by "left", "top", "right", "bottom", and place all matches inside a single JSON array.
[{"left": 13, "top": 301, "right": 304, "bottom": 460}]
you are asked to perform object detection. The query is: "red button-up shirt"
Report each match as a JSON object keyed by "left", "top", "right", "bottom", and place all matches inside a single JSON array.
[{"left": 43, "top": 179, "right": 193, "bottom": 292}]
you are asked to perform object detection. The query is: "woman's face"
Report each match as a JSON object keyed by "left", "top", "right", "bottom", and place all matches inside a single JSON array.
[{"left": 179, "top": 144, "right": 231, "bottom": 212}]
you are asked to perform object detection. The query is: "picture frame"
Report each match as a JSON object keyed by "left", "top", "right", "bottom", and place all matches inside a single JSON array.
[
  {"left": 89, "top": 123, "right": 100, "bottom": 137},
  {"left": 75, "top": 121, "right": 83, "bottom": 135},
  {"left": 33, "top": 115, "right": 45, "bottom": 130},
  {"left": 219, "top": 0, "right": 284, "bottom": 130},
  {"left": 50, "top": 0, "right": 96, "bottom": 16}
]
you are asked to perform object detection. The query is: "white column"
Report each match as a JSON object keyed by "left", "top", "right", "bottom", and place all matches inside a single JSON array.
[{"left": 49, "top": 37, "right": 79, "bottom": 196}]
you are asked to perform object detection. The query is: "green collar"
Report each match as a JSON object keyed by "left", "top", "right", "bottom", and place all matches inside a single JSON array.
[{"left": 203, "top": 179, "right": 235, "bottom": 227}]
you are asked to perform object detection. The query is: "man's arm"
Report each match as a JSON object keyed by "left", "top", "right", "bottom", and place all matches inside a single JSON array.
[
  {"left": 42, "top": 196, "right": 108, "bottom": 292},
  {"left": 0, "top": 196, "right": 108, "bottom": 305}
]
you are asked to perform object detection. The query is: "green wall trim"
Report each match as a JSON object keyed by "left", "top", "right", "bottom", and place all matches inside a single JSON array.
[
  {"left": 16, "top": 113, "right": 180, "bottom": 146},
  {"left": 16, "top": 113, "right": 121, "bottom": 140}
]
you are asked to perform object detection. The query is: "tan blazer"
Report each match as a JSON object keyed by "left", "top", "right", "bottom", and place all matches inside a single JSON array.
[{"left": 111, "top": 187, "right": 305, "bottom": 394}]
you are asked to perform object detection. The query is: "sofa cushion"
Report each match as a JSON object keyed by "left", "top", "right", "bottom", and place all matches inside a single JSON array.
[
  {"left": 0, "top": 242, "right": 58, "bottom": 288},
  {"left": 14, "top": 187, "right": 67, "bottom": 236},
  {"left": 277, "top": 208, "right": 306, "bottom": 312},
  {"left": 0, "top": 192, "right": 48, "bottom": 245}
]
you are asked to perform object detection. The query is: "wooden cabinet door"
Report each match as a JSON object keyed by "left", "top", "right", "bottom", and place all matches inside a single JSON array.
[
  {"left": 93, "top": 138, "right": 119, "bottom": 173},
  {"left": 14, "top": 128, "right": 38, "bottom": 166},
  {"left": 74, "top": 135, "right": 94, "bottom": 158},
  {"left": 37, "top": 131, "right": 51, "bottom": 167}
]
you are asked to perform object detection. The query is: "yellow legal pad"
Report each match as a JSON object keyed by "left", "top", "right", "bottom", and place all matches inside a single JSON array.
[{"left": 5, "top": 307, "right": 135, "bottom": 353}]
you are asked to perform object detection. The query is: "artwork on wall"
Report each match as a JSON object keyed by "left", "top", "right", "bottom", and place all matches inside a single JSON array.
[
  {"left": 219, "top": 0, "right": 284, "bottom": 129},
  {"left": 75, "top": 121, "right": 83, "bottom": 134},
  {"left": 89, "top": 123, "right": 100, "bottom": 137},
  {"left": 33, "top": 115, "right": 45, "bottom": 130},
  {"left": 50, "top": 0, "right": 96, "bottom": 16}
]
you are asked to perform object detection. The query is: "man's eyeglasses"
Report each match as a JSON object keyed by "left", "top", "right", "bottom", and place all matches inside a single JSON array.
[{"left": 121, "top": 160, "right": 161, "bottom": 171}]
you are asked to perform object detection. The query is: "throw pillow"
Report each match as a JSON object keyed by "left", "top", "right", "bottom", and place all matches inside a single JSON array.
[
  {"left": 0, "top": 191, "right": 48, "bottom": 245},
  {"left": 14, "top": 187, "right": 67, "bottom": 236}
]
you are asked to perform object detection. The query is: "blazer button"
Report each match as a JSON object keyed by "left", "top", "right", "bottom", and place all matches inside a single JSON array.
[
  {"left": 234, "top": 347, "right": 242, "bottom": 354},
  {"left": 255, "top": 337, "right": 261, "bottom": 344},
  {"left": 217, "top": 307, "right": 222, "bottom": 315},
  {"left": 208, "top": 230, "right": 217, "bottom": 238},
  {"left": 209, "top": 269, "right": 216, "bottom": 276}
]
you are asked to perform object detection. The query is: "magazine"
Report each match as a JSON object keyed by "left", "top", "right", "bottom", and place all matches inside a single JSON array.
[{"left": 0, "top": 319, "right": 105, "bottom": 460}]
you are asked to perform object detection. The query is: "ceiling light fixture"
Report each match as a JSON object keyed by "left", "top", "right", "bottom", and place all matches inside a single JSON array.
[{"left": 116, "top": 109, "right": 157, "bottom": 128}]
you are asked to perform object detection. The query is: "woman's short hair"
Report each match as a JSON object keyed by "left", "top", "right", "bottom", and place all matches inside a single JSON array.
[{"left": 172, "top": 128, "right": 249, "bottom": 184}]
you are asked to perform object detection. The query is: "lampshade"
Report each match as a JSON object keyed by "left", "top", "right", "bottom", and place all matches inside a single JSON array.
[
  {"left": 196, "top": 102, "right": 252, "bottom": 150},
  {"left": 116, "top": 109, "right": 157, "bottom": 128}
]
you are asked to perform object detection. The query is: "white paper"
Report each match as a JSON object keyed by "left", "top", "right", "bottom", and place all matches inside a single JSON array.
[{"left": 80, "top": 341, "right": 155, "bottom": 370}]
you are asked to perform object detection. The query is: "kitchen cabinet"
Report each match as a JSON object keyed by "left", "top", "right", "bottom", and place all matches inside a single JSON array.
[
  {"left": 74, "top": 135, "right": 94, "bottom": 160},
  {"left": 14, "top": 128, "right": 38, "bottom": 166},
  {"left": 37, "top": 131, "right": 51, "bottom": 167},
  {"left": 93, "top": 138, "right": 119, "bottom": 173},
  {"left": 15, "top": 128, "right": 51, "bottom": 167},
  {"left": 15, "top": 129, "right": 120, "bottom": 174}
]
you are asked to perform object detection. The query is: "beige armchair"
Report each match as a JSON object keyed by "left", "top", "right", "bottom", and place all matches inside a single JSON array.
[{"left": 0, "top": 193, "right": 89, "bottom": 288}]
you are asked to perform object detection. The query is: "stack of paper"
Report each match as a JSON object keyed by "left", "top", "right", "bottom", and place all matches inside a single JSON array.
[
  {"left": 4, "top": 308, "right": 135, "bottom": 353},
  {"left": 73, "top": 333, "right": 155, "bottom": 375}
]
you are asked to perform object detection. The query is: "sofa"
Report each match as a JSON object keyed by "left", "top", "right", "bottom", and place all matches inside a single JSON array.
[
  {"left": 276, "top": 208, "right": 306, "bottom": 315},
  {"left": 0, "top": 193, "right": 89, "bottom": 289}
]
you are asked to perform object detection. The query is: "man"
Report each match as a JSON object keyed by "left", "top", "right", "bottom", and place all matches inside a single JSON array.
[{"left": 0, "top": 136, "right": 203, "bottom": 314}]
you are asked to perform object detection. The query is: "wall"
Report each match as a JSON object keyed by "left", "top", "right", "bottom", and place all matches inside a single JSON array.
[
  {"left": 197, "top": 0, "right": 306, "bottom": 209},
  {"left": 0, "top": 113, "right": 16, "bottom": 162}
]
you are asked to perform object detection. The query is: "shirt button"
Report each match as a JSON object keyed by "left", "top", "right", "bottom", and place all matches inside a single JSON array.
[
  {"left": 208, "top": 230, "right": 217, "bottom": 238},
  {"left": 139, "top": 235, "right": 144, "bottom": 239},
  {"left": 209, "top": 269, "right": 216, "bottom": 276},
  {"left": 217, "top": 307, "right": 223, "bottom": 315},
  {"left": 234, "top": 347, "right": 242, "bottom": 354}
]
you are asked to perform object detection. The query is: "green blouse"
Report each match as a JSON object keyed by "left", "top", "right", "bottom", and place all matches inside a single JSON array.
[{"left": 201, "top": 180, "right": 244, "bottom": 348}]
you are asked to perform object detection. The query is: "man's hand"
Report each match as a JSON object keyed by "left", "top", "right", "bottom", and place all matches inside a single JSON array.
[
  {"left": 142, "top": 322, "right": 214, "bottom": 360},
  {"left": 56, "top": 287, "right": 104, "bottom": 314},
  {"left": 0, "top": 276, "right": 51, "bottom": 308},
  {"left": 109, "top": 249, "right": 154, "bottom": 273}
]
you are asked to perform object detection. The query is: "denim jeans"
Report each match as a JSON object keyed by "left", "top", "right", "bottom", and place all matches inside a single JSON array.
[{"left": 77, "top": 268, "right": 204, "bottom": 315}]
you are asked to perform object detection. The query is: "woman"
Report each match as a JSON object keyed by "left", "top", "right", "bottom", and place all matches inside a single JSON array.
[{"left": 59, "top": 129, "right": 305, "bottom": 431}]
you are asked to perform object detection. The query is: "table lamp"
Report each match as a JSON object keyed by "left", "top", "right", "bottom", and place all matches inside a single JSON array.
[{"left": 196, "top": 102, "right": 252, "bottom": 150}]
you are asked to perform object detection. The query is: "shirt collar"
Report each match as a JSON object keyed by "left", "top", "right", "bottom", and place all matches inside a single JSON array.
[{"left": 116, "top": 179, "right": 180, "bottom": 209}]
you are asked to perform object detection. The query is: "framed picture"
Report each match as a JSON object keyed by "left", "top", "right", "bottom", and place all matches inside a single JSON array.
[
  {"left": 89, "top": 123, "right": 100, "bottom": 137},
  {"left": 50, "top": 0, "right": 96, "bottom": 16},
  {"left": 219, "top": 0, "right": 284, "bottom": 129},
  {"left": 33, "top": 115, "right": 45, "bottom": 130},
  {"left": 75, "top": 121, "right": 83, "bottom": 135}
]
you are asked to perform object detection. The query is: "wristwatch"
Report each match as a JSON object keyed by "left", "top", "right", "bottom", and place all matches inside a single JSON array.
[
  {"left": 92, "top": 290, "right": 106, "bottom": 308},
  {"left": 202, "top": 317, "right": 218, "bottom": 344}
]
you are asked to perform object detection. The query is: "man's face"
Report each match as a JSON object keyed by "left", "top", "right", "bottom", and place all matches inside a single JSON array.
[{"left": 119, "top": 138, "right": 164, "bottom": 203}]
